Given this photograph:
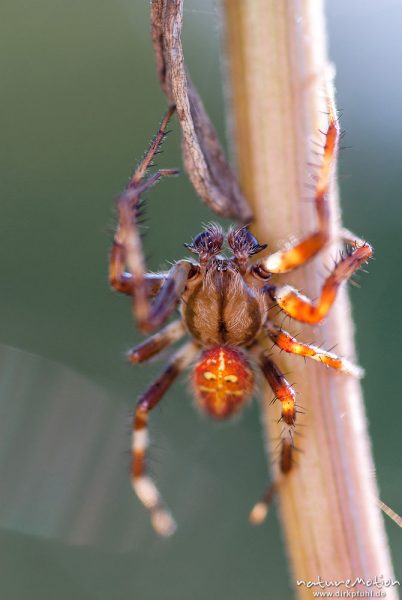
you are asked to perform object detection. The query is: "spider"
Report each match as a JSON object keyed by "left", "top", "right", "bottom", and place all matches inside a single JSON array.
[{"left": 109, "top": 104, "right": 372, "bottom": 536}]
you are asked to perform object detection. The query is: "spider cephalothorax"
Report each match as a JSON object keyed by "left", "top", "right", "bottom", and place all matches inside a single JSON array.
[
  {"left": 182, "top": 224, "right": 269, "bottom": 348},
  {"left": 109, "top": 104, "right": 372, "bottom": 536}
]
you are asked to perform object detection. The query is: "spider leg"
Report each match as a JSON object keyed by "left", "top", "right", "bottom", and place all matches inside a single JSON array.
[
  {"left": 249, "top": 439, "right": 293, "bottom": 524},
  {"left": 259, "top": 353, "right": 296, "bottom": 432},
  {"left": 265, "top": 322, "right": 363, "bottom": 377},
  {"left": 127, "top": 320, "right": 186, "bottom": 364},
  {"left": 115, "top": 194, "right": 190, "bottom": 332},
  {"left": 130, "top": 105, "right": 176, "bottom": 185},
  {"left": 132, "top": 341, "right": 198, "bottom": 536},
  {"left": 109, "top": 259, "right": 169, "bottom": 296},
  {"left": 261, "top": 95, "right": 338, "bottom": 274},
  {"left": 144, "top": 260, "right": 195, "bottom": 332},
  {"left": 269, "top": 239, "right": 372, "bottom": 324},
  {"left": 250, "top": 352, "right": 296, "bottom": 524},
  {"left": 110, "top": 106, "right": 197, "bottom": 332},
  {"left": 252, "top": 344, "right": 400, "bottom": 529}
]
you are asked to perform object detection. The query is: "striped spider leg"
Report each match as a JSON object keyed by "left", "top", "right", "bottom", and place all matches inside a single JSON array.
[
  {"left": 109, "top": 107, "right": 202, "bottom": 535},
  {"left": 132, "top": 341, "right": 199, "bottom": 536},
  {"left": 109, "top": 105, "right": 196, "bottom": 333}
]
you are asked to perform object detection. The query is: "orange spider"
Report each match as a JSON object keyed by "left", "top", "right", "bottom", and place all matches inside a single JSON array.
[{"left": 109, "top": 104, "right": 372, "bottom": 536}]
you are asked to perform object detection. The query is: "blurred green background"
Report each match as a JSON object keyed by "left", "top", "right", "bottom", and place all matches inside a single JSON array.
[{"left": 0, "top": 1, "right": 401, "bottom": 598}]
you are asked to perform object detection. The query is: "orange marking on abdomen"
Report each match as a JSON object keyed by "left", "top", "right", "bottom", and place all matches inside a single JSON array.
[{"left": 192, "top": 346, "right": 254, "bottom": 420}]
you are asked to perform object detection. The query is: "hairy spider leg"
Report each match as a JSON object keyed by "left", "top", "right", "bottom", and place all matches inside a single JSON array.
[
  {"left": 265, "top": 322, "right": 363, "bottom": 377},
  {"left": 110, "top": 106, "right": 186, "bottom": 331},
  {"left": 250, "top": 443, "right": 402, "bottom": 529},
  {"left": 249, "top": 438, "right": 293, "bottom": 524},
  {"left": 127, "top": 320, "right": 186, "bottom": 364},
  {"left": 249, "top": 354, "right": 297, "bottom": 524},
  {"left": 253, "top": 339, "right": 401, "bottom": 529},
  {"left": 130, "top": 105, "right": 176, "bottom": 185},
  {"left": 132, "top": 342, "right": 198, "bottom": 537},
  {"left": 258, "top": 317, "right": 362, "bottom": 515},
  {"left": 259, "top": 354, "right": 296, "bottom": 428},
  {"left": 109, "top": 256, "right": 169, "bottom": 296},
  {"left": 261, "top": 93, "right": 338, "bottom": 274},
  {"left": 272, "top": 240, "right": 372, "bottom": 324}
]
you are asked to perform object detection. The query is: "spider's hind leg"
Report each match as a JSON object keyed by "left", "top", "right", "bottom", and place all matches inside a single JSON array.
[
  {"left": 127, "top": 320, "right": 186, "bottom": 364},
  {"left": 249, "top": 437, "right": 294, "bottom": 524},
  {"left": 132, "top": 341, "right": 198, "bottom": 536},
  {"left": 259, "top": 353, "right": 297, "bottom": 431},
  {"left": 249, "top": 352, "right": 297, "bottom": 524}
]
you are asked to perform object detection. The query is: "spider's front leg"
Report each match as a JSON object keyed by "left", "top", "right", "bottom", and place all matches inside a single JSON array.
[
  {"left": 261, "top": 95, "right": 338, "bottom": 274},
  {"left": 268, "top": 239, "right": 372, "bottom": 324},
  {"left": 109, "top": 106, "right": 196, "bottom": 332},
  {"left": 109, "top": 256, "right": 169, "bottom": 297},
  {"left": 132, "top": 341, "right": 199, "bottom": 536}
]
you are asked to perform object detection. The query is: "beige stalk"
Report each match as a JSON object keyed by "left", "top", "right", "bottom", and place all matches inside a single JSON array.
[{"left": 222, "top": 1, "right": 397, "bottom": 597}]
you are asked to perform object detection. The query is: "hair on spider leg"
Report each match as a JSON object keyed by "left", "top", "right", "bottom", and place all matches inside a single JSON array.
[
  {"left": 306, "top": 161, "right": 325, "bottom": 170},
  {"left": 270, "top": 433, "right": 290, "bottom": 444},
  {"left": 304, "top": 182, "right": 320, "bottom": 192},
  {"left": 306, "top": 173, "right": 319, "bottom": 184},
  {"left": 278, "top": 312, "right": 294, "bottom": 330},
  {"left": 310, "top": 137, "right": 325, "bottom": 148},
  {"left": 105, "top": 221, "right": 120, "bottom": 240},
  {"left": 338, "top": 129, "right": 347, "bottom": 141},
  {"left": 325, "top": 344, "right": 339, "bottom": 354},
  {"left": 132, "top": 108, "right": 176, "bottom": 173},
  {"left": 317, "top": 105, "right": 343, "bottom": 119},
  {"left": 311, "top": 150, "right": 325, "bottom": 159}
]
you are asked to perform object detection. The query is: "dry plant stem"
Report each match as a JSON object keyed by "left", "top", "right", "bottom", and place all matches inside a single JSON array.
[{"left": 222, "top": 1, "right": 397, "bottom": 597}]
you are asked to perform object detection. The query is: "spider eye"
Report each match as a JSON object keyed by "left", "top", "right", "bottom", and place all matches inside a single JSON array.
[{"left": 227, "top": 226, "right": 267, "bottom": 257}]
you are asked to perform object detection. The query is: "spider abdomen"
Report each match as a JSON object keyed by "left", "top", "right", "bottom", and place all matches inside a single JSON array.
[{"left": 192, "top": 346, "right": 254, "bottom": 420}]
